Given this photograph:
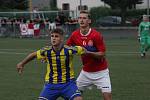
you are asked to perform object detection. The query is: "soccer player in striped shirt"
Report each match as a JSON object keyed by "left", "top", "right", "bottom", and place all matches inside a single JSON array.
[{"left": 16, "top": 28, "right": 86, "bottom": 100}]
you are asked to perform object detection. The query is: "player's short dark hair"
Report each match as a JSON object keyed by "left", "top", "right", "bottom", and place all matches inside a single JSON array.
[
  {"left": 79, "top": 10, "right": 91, "bottom": 19},
  {"left": 51, "top": 28, "right": 64, "bottom": 36}
]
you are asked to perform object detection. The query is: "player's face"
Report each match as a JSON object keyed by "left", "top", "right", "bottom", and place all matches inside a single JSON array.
[
  {"left": 78, "top": 13, "right": 91, "bottom": 28},
  {"left": 51, "top": 33, "right": 63, "bottom": 46},
  {"left": 143, "top": 17, "right": 149, "bottom": 22}
]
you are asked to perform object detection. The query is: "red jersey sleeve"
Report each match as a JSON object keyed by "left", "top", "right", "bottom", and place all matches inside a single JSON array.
[
  {"left": 66, "top": 29, "right": 80, "bottom": 46},
  {"left": 66, "top": 34, "right": 74, "bottom": 46},
  {"left": 94, "top": 31, "right": 106, "bottom": 52}
]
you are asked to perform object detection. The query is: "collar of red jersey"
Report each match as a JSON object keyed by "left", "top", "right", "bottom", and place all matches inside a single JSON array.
[{"left": 80, "top": 28, "right": 91, "bottom": 36}]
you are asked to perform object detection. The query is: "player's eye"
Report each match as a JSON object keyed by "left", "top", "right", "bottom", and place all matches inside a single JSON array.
[
  {"left": 55, "top": 35, "right": 59, "bottom": 38},
  {"left": 78, "top": 17, "right": 87, "bottom": 19},
  {"left": 51, "top": 34, "right": 59, "bottom": 38},
  {"left": 51, "top": 35, "right": 54, "bottom": 37}
]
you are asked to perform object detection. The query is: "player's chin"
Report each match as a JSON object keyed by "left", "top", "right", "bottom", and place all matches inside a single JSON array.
[
  {"left": 52, "top": 43, "right": 56, "bottom": 46},
  {"left": 79, "top": 23, "right": 85, "bottom": 26},
  {"left": 52, "top": 44, "right": 57, "bottom": 46},
  {"left": 80, "top": 24, "right": 86, "bottom": 28},
  {"left": 52, "top": 43, "right": 60, "bottom": 47}
]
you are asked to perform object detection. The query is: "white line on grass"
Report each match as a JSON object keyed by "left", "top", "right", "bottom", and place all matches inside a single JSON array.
[
  {"left": 0, "top": 51, "right": 139, "bottom": 56},
  {"left": 0, "top": 48, "right": 34, "bottom": 51},
  {"left": 0, "top": 51, "right": 27, "bottom": 55}
]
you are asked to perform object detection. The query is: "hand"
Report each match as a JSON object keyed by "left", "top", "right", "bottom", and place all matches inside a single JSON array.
[
  {"left": 82, "top": 47, "right": 88, "bottom": 54},
  {"left": 41, "top": 58, "right": 47, "bottom": 63},
  {"left": 138, "top": 36, "right": 141, "bottom": 42},
  {"left": 16, "top": 62, "right": 24, "bottom": 75}
]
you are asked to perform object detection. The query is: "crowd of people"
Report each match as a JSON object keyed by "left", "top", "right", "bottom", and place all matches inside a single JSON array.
[{"left": 0, "top": 13, "right": 78, "bottom": 38}]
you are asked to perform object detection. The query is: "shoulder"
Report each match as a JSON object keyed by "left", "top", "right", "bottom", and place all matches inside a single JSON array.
[
  {"left": 139, "top": 22, "right": 144, "bottom": 25},
  {"left": 37, "top": 46, "right": 52, "bottom": 56},
  {"left": 64, "top": 45, "right": 74, "bottom": 50},
  {"left": 64, "top": 45, "right": 82, "bottom": 50},
  {"left": 91, "top": 28, "right": 103, "bottom": 37},
  {"left": 71, "top": 29, "right": 80, "bottom": 35},
  {"left": 64, "top": 45, "right": 70, "bottom": 48},
  {"left": 41, "top": 46, "right": 52, "bottom": 51},
  {"left": 68, "top": 29, "right": 80, "bottom": 40}
]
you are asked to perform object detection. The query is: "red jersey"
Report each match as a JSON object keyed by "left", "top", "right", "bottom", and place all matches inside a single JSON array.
[
  {"left": 28, "top": 23, "right": 34, "bottom": 29},
  {"left": 34, "top": 24, "right": 40, "bottom": 36},
  {"left": 66, "top": 28, "right": 108, "bottom": 72}
]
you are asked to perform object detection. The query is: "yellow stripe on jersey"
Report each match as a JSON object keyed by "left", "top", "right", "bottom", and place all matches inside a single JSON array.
[
  {"left": 51, "top": 50, "right": 58, "bottom": 84},
  {"left": 60, "top": 49, "right": 66, "bottom": 83},
  {"left": 37, "top": 49, "right": 50, "bottom": 82},
  {"left": 68, "top": 50, "right": 74, "bottom": 79},
  {"left": 36, "top": 45, "right": 85, "bottom": 84},
  {"left": 76, "top": 46, "right": 85, "bottom": 55},
  {"left": 45, "top": 64, "right": 50, "bottom": 82},
  {"left": 37, "top": 50, "right": 45, "bottom": 60}
]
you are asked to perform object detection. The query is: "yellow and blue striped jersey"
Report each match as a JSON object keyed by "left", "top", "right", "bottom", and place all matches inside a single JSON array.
[{"left": 36, "top": 45, "right": 85, "bottom": 84}]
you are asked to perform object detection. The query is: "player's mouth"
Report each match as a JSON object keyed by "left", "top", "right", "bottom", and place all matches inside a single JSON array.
[
  {"left": 52, "top": 40, "right": 56, "bottom": 44},
  {"left": 80, "top": 22, "right": 84, "bottom": 25}
]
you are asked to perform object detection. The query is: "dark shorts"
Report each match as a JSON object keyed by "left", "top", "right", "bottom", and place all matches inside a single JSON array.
[{"left": 39, "top": 80, "right": 81, "bottom": 100}]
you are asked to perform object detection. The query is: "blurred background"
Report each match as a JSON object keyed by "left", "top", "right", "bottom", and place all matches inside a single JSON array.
[{"left": 0, "top": 0, "right": 149, "bottom": 38}]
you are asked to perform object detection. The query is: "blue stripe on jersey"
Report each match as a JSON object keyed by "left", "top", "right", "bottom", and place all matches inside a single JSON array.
[
  {"left": 64, "top": 48, "right": 70, "bottom": 81},
  {"left": 56, "top": 51, "right": 62, "bottom": 83},
  {"left": 47, "top": 50, "right": 53, "bottom": 83},
  {"left": 72, "top": 49, "right": 77, "bottom": 54}
]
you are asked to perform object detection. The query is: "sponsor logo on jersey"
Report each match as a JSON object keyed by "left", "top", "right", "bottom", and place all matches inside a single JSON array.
[{"left": 88, "top": 40, "right": 93, "bottom": 46}]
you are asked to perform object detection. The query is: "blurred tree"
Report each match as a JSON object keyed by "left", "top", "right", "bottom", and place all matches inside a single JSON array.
[
  {"left": 14, "top": 0, "right": 28, "bottom": 10},
  {"left": 0, "top": 0, "right": 28, "bottom": 10},
  {"left": 50, "top": 0, "right": 57, "bottom": 10},
  {"left": 101, "top": 0, "right": 143, "bottom": 24}
]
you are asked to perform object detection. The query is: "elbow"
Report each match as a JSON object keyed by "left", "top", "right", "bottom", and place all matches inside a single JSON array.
[
  {"left": 28, "top": 52, "right": 37, "bottom": 59},
  {"left": 97, "top": 52, "right": 105, "bottom": 59},
  {"left": 100, "top": 52, "right": 105, "bottom": 57}
]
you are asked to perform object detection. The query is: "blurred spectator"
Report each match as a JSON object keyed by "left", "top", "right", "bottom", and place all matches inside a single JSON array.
[
  {"left": 0, "top": 18, "right": 1, "bottom": 28},
  {"left": 34, "top": 20, "right": 40, "bottom": 38},
  {"left": 55, "top": 15, "right": 61, "bottom": 27},
  {"left": 65, "top": 17, "right": 78, "bottom": 37},
  {"left": 40, "top": 20, "right": 45, "bottom": 29},
  {"left": 28, "top": 20, "right": 34, "bottom": 36},
  {"left": 59, "top": 12, "right": 67, "bottom": 25},
  {"left": 19, "top": 19, "right": 28, "bottom": 38},
  {"left": 48, "top": 19, "right": 56, "bottom": 31},
  {"left": 55, "top": 12, "right": 67, "bottom": 28}
]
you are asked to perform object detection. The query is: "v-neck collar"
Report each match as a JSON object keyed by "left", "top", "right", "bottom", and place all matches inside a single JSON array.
[
  {"left": 80, "top": 28, "right": 91, "bottom": 36},
  {"left": 52, "top": 45, "right": 64, "bottom": 53}
]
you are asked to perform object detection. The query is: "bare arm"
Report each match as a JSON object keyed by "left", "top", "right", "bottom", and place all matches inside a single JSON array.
[{"left": 16, "top": 52, "right": 37, "bottom": 75}]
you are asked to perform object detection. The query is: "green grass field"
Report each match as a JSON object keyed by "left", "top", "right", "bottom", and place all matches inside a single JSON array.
[{"left": 0, "top": 37, "right": 150, "bottom": 100}]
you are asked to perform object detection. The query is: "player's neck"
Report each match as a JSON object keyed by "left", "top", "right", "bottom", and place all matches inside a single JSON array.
[
  {"left": 53, "top": 43, "right": 63, "bottom": 52},
  {"left": 80, "top": 26, "right": 90, "bottom": 35}
]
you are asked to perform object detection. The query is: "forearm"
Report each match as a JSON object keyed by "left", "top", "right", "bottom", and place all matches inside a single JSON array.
[
  {"left": 17, "top": 52, "right": 37, "bottom": 74},
  {"left": 20, "top": 52, "right": 37, "bottom": 65},
  {"left": 138, "top": 25, "right": 141, "bottom": 36},
  {"left": 138, "top": 32, "right": 141, "bottom": 37}
]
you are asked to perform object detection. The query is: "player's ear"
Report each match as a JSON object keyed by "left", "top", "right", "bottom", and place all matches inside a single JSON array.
[
  {"left": 61, "top": 36, "right": 64, "bottom": 42},
  {"left": 88, "top": 19, "right": 91, "bottom": 24}
]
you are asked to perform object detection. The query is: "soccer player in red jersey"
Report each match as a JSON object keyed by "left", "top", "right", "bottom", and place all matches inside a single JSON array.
[{"left": 66, "top": 11, "right": 112, "bottom": 100}]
